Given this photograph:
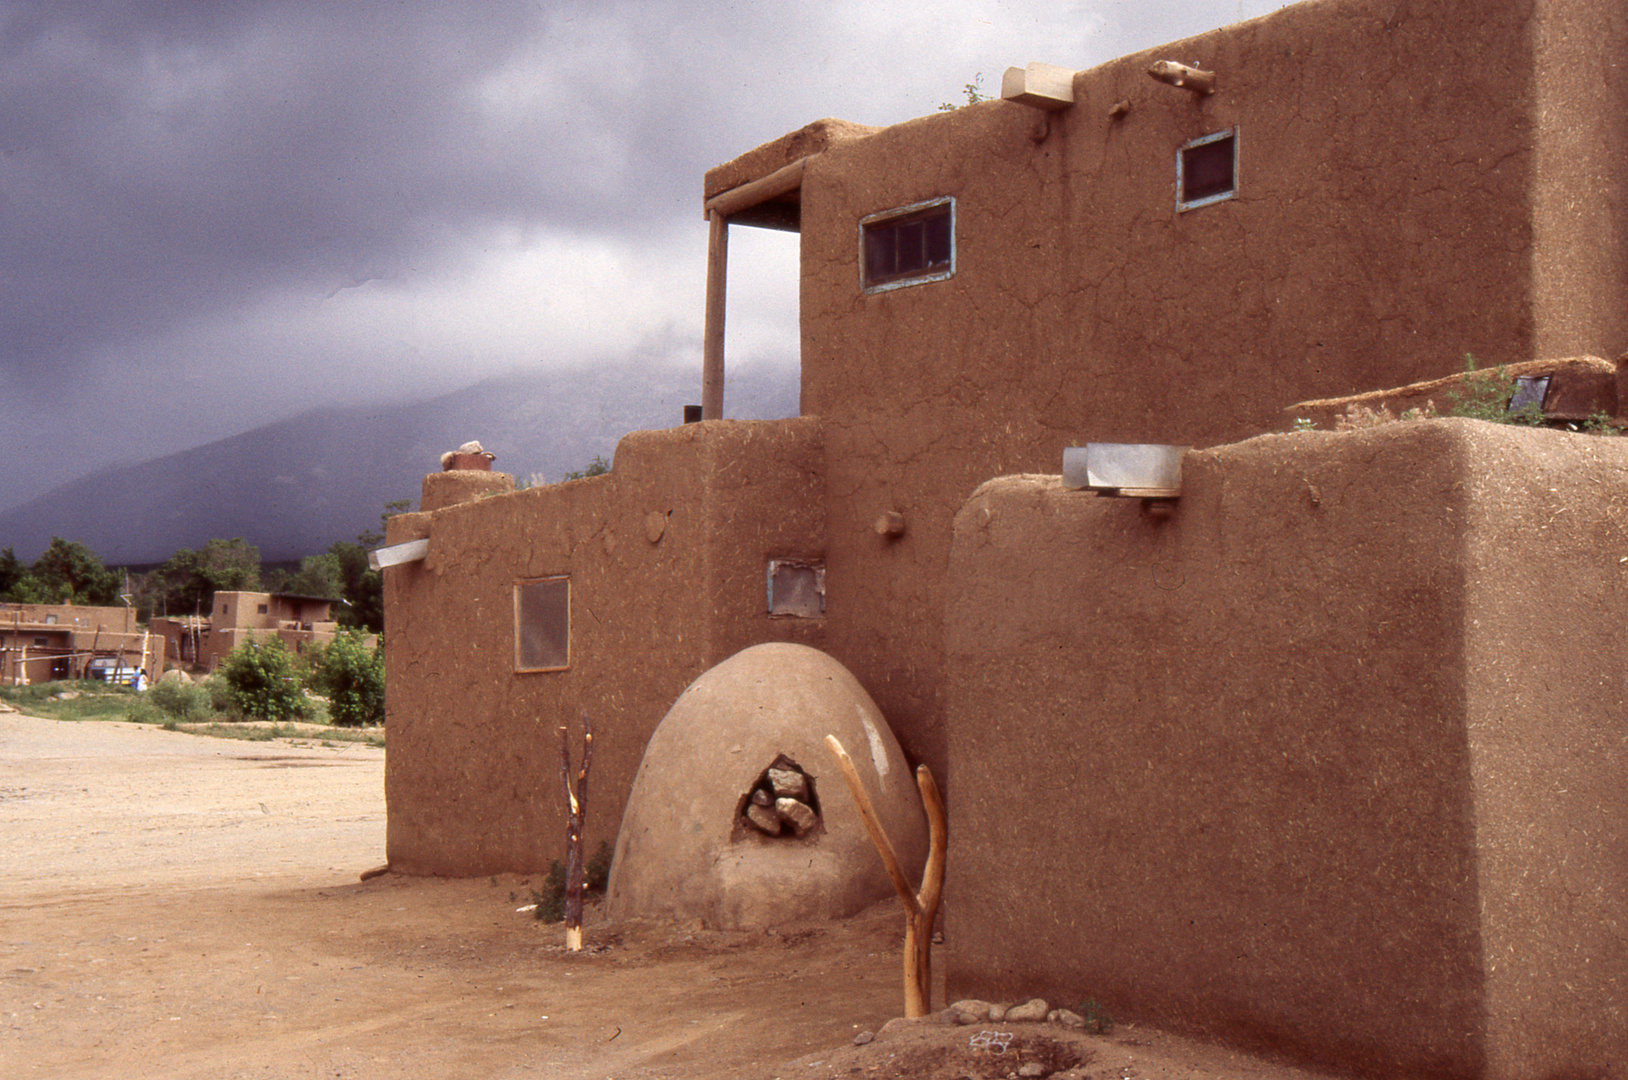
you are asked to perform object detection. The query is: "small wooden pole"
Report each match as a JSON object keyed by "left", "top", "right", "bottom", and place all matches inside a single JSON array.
[
  {"left": 702, "top": 210, "right": 728, "bottom": 420},
  {"left": 1147, "top": 60, "right": 1216, "bottom": 95},
  {"left": 559, "top": 712, "right": 594, "bottom": 951},
  {"left": 825, "top": 735, "right": 947, "bottom": 1018},
  {"left": 702, "top": 156, "right": 807, "bottom": 219}
]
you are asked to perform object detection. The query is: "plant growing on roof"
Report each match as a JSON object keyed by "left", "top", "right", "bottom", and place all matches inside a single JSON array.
[
  {"left": 561, "top": 455, "right": 610, "bottom": 481},
  {"left": 1447, "top": 354, "right": 1543, "bottom": 426},
  {"left": 938, "top": 72, "right": 988, "bottom": 111}
]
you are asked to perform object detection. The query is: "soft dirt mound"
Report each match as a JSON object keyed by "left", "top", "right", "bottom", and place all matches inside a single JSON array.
[{"left": 882, "top": 1031, "right": 1092, "bottom": 1079}]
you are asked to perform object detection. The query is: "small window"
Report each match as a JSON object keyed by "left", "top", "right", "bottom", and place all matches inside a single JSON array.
[
  {"left": 33, "top": 637, "right": 48, "bottom": 647},
  {"left": 861, "top": 198, "right": 954, "bottom": 292},
  {"left": 44, "top": 614, "right": 57, "bottom": 625},
  {"left": 1177, "top": 129, "right": 1237, "bottom": 211},
  {"left": 257, "top": 604, "right": 268, "bottom": 615},
  {"left": 1509, "top": 376, "right": 1549, "bottom": 416},
  {"left": 767, "top": 559, "right": 825, "bottom": 618},
  {"left": 515, "top": 576, "right": 570, "bottom": 672}
]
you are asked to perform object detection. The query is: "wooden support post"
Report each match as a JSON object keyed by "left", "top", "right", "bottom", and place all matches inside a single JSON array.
[
  {"left": 702, "top": 157, "right": 808, "bottom": 220},
  {"left": 702, "top": 210, "right": 728, "bottom": 421},
  {"left": 559, "top": 712, "right": 594, "bottom": 952},
  {"left": 825, "top": 735, "right": 947, "bottom": 1018}
]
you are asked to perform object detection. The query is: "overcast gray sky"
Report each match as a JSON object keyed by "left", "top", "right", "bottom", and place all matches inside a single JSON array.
[{"left": 1, "top": 0, "right": 1291, "bottom": 509}]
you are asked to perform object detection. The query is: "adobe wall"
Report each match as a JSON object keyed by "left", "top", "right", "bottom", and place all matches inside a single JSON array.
[
  {"left": 791, "top": 0, "right": 1598, "bottom": 780},
  {"left": 382, "top": 418, "right": 827, "bottom": 876},
  {"left": 1531, "top": 0, "right": 1628, "bottom": 360},
  {"left": 942, "top": 419, "right": 1627, "bottom": 1080},
  {"left": 1456, "top": 425, "right": 1628, "bottom": 1080}
]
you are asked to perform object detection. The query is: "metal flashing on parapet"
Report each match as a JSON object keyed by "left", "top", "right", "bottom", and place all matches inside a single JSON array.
[
  {"left": 1062, "top": 444, "right": 1187, "bottom": 498},
  {"left": 369, "top": 538, "right": 429, "bottom": 570}
]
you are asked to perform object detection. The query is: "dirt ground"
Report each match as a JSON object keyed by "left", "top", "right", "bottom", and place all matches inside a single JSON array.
[{"left": 1, "top": 714, "right": 1341, "bottom": 1080}]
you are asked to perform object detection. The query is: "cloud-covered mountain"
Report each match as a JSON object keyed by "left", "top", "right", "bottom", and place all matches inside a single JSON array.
[{"left": 0, "top": 363, "right": 798, "bottom": 564}]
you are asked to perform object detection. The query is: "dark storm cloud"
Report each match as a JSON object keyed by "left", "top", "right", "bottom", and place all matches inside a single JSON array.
[
  {"left": 3, "top": 2, "right": 565, "bottom": 380},
  {"left": 0, "top": 0, "right": 1287, "bottom": 507},
  {"left": 0, "top": 2, "right": 792, "bottom": 392}
]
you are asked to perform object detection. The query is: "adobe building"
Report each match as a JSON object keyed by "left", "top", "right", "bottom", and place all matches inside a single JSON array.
[
  {"left": 0, "top": 602, "right": 153, "bottom": 685},
  {"left": 151, "top": 591, "right": 344, "bottom": 673},
  {"left": 380, "top": 0, "right": 1626, "bottom": 1075}
]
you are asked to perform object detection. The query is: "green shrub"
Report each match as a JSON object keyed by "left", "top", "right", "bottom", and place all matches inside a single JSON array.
[
  {"left": 1076, "top": 998, "right": 1114, "bottom": 1034},
  {"left": 201, "top": 675, "right": 239, "bottom": 718},
  {"left": 147, "top": 678, "right": 211, "bottom": 722},
  {"left": 0, "top": 681, "right": 137, "bottom": 722},
  {"left": 305, "top": 630, "right": 384, "bottom": 727},
  {"left": 219, "top": 637, "right": 308, "bottom": 721},
  {"left": 530, "top": 841, "right": 612, "bottom": 923}
]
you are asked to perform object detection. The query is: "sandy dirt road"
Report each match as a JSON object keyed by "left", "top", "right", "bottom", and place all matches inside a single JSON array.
[{"left": 1, "top": 714, "right": 1334, "bottom": 1080}]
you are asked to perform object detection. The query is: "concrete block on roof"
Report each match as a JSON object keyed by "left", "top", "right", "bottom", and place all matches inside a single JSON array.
[{"left": 1000, "top": 62, "right": 1076, "bottom": 109}]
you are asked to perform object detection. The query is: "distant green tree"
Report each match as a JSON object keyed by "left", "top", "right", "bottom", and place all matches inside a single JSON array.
[
  {"left": 327, "top": 540, "right": 383, "bottom": 632},
  {"left": 155, "top": 538, "right": 262, "bottom": 617},
  {"left": 128, "top": 568, "right": 168, "bottom": 622},
  {"left": 26, "top": 538, "right": 120, "bottom": 605},
  {"left": 219, "top": 636, "right": 307, "bottom": 721},
  {"left": 305, "top": 630, "right": 384, "bottom": 726},
  {"left": 0, "top": 548, "right": 28, "bottom": 597},
  {"left": 562, "top": 455, "right": 610, "bottom": 481},
  {"left": 357, "top": 499, "right": 412, "bottom": 549},
  {"left": 339, "top": 500, "right": 409, "bottom": 633},
  {"left": 283, "top": 552, "right": 344, "bottom": 599},
  {"left": 4, "top": 573, "right": 55, "bottom": 604}
]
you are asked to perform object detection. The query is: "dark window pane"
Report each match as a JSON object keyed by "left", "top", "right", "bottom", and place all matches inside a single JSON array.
[
  {"left": 924, "top": 212, "right": 952, "bottom": 267},
  {"left": 867, "top": 225, "right": 895, "bottom": 280},
  {"left": 863, "top": 202, "right": 953, "bottom": 288},
  {"left": 515, "top": 577, "right": 570, "bottom": 671},
  {"left": 1182, "top": 136, "right": 1235, "bottom": 203}
]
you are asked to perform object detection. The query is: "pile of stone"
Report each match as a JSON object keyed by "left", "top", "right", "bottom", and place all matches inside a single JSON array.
[
  {"left": 741, "top": 754, "right": 821, "bottom": 838},
  {"left": 944, "top": 998, "right": 1093, "bottom": 1029},
  {"left": 862, "top": 997, "right": 1107, "bottom": 1042}
]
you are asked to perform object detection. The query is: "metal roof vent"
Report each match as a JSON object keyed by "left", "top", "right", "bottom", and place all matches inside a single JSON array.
[{"left": 1063, "top": 444, "right": 1187, "bottom": 498}]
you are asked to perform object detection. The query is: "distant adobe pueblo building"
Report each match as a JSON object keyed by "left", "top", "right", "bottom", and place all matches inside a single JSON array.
[
  {"left": 381, "top": 1, "right": 1626, "bottom": 1077},
  {"left": 149, "top": 591, "right": 342, "bottom": 672}
]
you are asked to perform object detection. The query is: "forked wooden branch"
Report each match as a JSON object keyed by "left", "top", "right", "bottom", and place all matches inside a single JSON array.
[
  {"left": 824, "top": 734, "right": 947, "bottom": 1018},
  {"left": 559, "top": 712, "right": 594, "bottom": 951}
]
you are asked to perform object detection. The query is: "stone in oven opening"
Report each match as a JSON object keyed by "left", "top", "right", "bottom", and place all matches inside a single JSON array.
[{"left": 739, "top": 753, "right": 822, "bottom": 839}]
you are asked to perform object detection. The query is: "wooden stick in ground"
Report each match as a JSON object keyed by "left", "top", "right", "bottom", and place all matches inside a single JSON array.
[
  {"left": 824, "top": 734, "right": 947, "bottom": 1018},
  {"left": 559, "top": 712, "right": 594, "bottom": 951}
]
